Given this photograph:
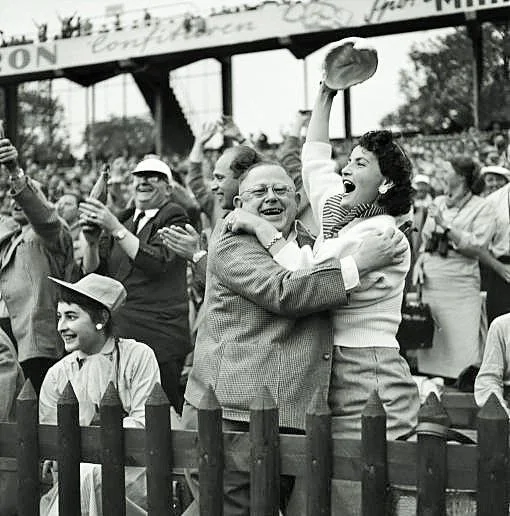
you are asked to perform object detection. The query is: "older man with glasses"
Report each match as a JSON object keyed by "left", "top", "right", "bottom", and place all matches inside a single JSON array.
[
  {"left": 80, "top": 157, "right": 191, "bottom": 414},
  {"left": 180, "top": 161, "right": 407, "bottom": 515}
]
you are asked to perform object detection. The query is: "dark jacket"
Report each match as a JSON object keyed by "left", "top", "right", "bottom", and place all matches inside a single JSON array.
[{"left": 99, "top": 200, "right": 191, "bottom": 362}]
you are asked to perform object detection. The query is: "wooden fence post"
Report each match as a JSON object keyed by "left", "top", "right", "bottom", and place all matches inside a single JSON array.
[
  {"left": 305, "top": 388, "right": 331, "bottom": 516},
  {"left": 417, "top": 392, "right": 449, "bottom": 516},
  {"left": 477, "top": 393, "right": 509, "bottom": 516},
  {"left": 198, "top": 386, "right": 223, "bottom": 516},
  {"left": 145, "top": 382, "right": 172, "bottom": 516},
  {"left": 16, "top": 379, "right": 39, "bottom": 516},
  {"left": 100, "top": 381, "right": 125, "bottom": 516},
  {"left": 362, "top": 390, "right": 387, "bottom": 516},
  {"left": 58, "top": 381, "right": 81, "bottom": 516},
  {"left": 250, "top": 386, "right": 279, "bottom": 516}
]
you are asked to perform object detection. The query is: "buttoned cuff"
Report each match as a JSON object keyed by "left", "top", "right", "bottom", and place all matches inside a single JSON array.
[{"left": 340, "top": 255, "right": 359, "bottom": 291}]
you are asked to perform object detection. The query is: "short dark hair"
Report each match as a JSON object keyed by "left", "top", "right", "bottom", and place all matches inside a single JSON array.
[
  {"left": 57, "top": 288, "right": 114, "bottom": 337},
  {"left": 357, "top": 130, "right": 413, "bottom": 216},
  {"left": 448, "top": 155, "right": 481, "bottom": 193},
  {"left": 226, "top": 145, "right": 264, "bottom": 179}
]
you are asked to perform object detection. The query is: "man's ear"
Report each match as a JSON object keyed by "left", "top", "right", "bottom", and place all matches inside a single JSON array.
[
  {"left": 295, "top": 191, "right": 301, "bottom": 208},
  {"left": 233, "top": 196, "right": 243, "bottom": 208}
]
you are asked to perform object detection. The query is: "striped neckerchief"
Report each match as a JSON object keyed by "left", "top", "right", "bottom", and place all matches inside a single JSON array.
[{"left": 322, "top": 193, "right": 386, "bottom": 239}]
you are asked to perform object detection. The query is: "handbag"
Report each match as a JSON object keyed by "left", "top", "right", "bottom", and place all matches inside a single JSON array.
[{"left": 396, "top": 284, "right": 434, "bottom": 350}]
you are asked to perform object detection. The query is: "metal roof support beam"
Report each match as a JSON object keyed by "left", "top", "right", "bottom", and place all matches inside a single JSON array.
[
  {"left": 3, "top": 84, "right": 19, "bottom": 149},
  {"left": 218, "top": 56, "right": 233, "bottom": 147},
  {"left": 133, "top": 67, "right": 194, "bottom": 156},
  {"left": 466, "top": 12, "right": 483, "bottom": 129}
]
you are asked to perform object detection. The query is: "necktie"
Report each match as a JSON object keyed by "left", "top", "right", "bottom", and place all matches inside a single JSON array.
[{"left": 132, "top": 210, "right": 145, "bottom": 234}]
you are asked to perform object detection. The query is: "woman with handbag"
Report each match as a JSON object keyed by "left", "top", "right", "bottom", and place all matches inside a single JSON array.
[{"left": 413, "top": 156, "right": 496, "bottom": 384}]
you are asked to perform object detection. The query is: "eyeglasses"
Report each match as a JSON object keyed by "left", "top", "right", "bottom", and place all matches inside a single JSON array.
[
  {"left": 240, "top": 183, "right": 295, "bottom": 198},
  {"left": 133, "top": 173, "right": 165, "bottom": 184}
]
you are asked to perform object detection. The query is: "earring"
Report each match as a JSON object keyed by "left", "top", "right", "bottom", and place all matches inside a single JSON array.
[
  {"left": 95, "top": 323, "right": 103, "bottom": 331},
  {"left": 378, "top": 184, "right": 389, "bottom": 195}
]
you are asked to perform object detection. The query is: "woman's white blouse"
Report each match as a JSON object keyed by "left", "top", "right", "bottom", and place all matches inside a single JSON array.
[{"left": 39, "top": 337, "right": 160, "bottom": 428}]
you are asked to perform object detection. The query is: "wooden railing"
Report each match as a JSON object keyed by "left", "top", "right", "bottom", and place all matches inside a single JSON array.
[{"left": 1, "top": 381, "right": 508, "bottom": 515}]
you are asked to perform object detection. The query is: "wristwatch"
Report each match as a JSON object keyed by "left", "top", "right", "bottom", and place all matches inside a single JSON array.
[
  {"left": 113, "top": 228, "right": 127, "bottom": 241},
  {"left": 192, "top": 249, "right": 207, "bottom": 264}
]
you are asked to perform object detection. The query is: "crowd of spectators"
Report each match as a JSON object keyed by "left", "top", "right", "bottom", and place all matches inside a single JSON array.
[
  {"left": 0, "top": 98, "right": 510, "bottom": 513},
  {"left": 0, "top": 0, "right": 296, "bottom": 47}
]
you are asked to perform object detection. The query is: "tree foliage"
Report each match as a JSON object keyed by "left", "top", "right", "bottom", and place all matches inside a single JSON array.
[
  {"left": 381, "top": 22, "right": 510, "bottom": 133},
  {"left": 83, "top": 115, "right": 156, "bottom": 161},
  {"left": 0, "top": 81, "right": 73, "bottom": 166}
]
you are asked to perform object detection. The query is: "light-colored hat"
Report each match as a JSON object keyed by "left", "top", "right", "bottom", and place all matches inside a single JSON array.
[
  {"left": 480, "top": 165, "right": 510, "bottom": 182},
  {"left": 322, "top": 37, "right": 378, "bottom": 90},
  {"left": 412, "top": 174, "right": 430, "bottom": 186},
  {"left": 132, "top": 158, "right": 173, "bottom": 182},
  {"left": 49, "top": 273, "right": 127, "bottom": 313}
]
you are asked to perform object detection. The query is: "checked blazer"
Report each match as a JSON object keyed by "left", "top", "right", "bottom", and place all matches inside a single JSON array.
[{"left": 185, "top": 220, "right": 349, "bottom": 430}]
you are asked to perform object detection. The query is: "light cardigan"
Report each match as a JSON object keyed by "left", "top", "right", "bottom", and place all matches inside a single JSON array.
[
  {"left": 475, "top": 313, "right": 510, "bottom": 416},
  {"left": 273, "top": 141, "right": 411, "bottom": 349}
]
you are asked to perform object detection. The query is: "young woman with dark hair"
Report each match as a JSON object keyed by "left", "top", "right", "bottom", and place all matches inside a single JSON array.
[
  {"left": 39, "top": 273, "right": 160, "bottom": 516},
  {"left": 223, "top": 82, "right": 420, "bottom": 516}
]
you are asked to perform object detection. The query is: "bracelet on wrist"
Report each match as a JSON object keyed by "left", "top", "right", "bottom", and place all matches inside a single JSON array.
[{"left": 263, "top": 231, "right": 283, "bottom": 251}]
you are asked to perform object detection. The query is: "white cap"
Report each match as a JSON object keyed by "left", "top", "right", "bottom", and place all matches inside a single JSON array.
[
  {"left": 132, "top": 158, "right": 173, "bottom": 182},
  {"left": 412, "top": 174, "right": 430, "bottom": 186},
  {"left": 480, "top": 165, "right": 510, "bottom": 182}
]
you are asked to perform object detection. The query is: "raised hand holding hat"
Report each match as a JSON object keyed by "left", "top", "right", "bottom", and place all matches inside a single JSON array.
[{"left": 322, "top": 37, "right": 378, "bottom": 90}]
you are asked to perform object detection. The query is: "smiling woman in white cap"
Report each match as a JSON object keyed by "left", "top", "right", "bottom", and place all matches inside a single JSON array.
[{"left": 39, "top": 273, "right": 160, "bottom": 516}]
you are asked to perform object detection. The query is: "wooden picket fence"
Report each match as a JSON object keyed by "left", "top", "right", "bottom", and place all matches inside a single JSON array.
[{"left": 0, "top": 380, "right": 509, "bottom": 515}]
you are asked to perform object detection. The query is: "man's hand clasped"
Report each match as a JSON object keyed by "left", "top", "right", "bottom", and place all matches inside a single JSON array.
[
  {"left": 223, "top": 208, "right": 262, "bottom": 235},
  {"left": 79, "top": 198, "right": 123, "bottom": 241}
]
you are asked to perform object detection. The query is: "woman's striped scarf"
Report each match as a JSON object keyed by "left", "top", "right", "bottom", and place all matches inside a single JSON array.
[{"left": 322, "top": 193, "right": 386, "bottom": 239}]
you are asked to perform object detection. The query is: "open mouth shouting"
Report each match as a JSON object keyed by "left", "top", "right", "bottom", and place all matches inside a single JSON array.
[{"left": 343, "top": 179, "right": 356, "bottom": 194}]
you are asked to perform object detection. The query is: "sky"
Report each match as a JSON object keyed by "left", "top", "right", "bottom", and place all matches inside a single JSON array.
[{"left": 2, "top": 0, "right": 451, "bottom": 153}]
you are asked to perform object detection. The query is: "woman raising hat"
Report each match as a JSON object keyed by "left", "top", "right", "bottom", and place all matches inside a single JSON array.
[{"left": 39, "top": 273, "right": 160, "bottom": 516}]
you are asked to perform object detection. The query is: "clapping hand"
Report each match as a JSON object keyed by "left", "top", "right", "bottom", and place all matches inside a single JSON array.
[
  {"left": 158, "top": 224, "right": 201, "bottom": 261},
  {"left": 428, "top": 204, "right": 446, "bottom": 229}
]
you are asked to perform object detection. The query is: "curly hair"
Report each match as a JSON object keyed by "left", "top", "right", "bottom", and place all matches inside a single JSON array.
[
  {"left": 448, "top": 154, "right": 481, "bottom": 193},
  {"left": 356, "top": 130, "right": 413, "bottom": 216}
]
